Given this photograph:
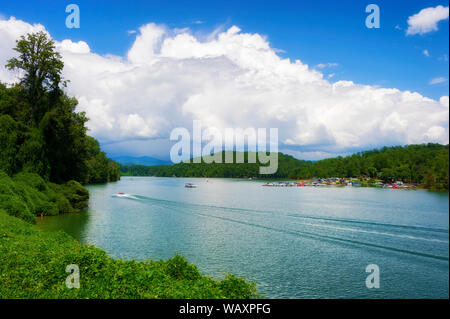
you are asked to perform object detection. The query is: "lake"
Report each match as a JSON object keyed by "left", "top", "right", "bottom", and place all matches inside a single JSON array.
[{"left": 36, "top": 177, "right": 449, "bottom": 298}]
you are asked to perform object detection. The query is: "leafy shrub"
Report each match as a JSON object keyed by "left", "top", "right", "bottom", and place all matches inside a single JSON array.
[
  {"left": 0, "top": 194, "right": 35, "bottom": 223},
  {"left": 218, "top": 274, "right": 259, "bottom": 299},
  {"left": 163, "top": 254, "right": 201, "bottom": 280},
  {"left": 59, "top": 180, "right": 89, "bottom": 210},
  {"left": 13, "top": 171, "right": 48, "bottom": 192},
  {"left": 0, "top": 171, "right": 89, "bottom": 222},
  {"left": 0, "top": 212, "right": 259, "bottom": 299},
  {"left": 47, "top": 188, "right": 75, "bottom": 214}
]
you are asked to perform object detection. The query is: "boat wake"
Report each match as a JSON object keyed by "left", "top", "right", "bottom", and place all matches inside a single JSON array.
[
  {"left": 112, "top": 193, "right": 449, "bottom": 262},
  {"left": 111, "top": 193, "right": 140, "bottom": 200}
]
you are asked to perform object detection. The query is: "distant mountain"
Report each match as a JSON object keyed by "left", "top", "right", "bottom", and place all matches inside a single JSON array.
[{"left": 111, "top": 156, "right": 172, "bottom": 166}]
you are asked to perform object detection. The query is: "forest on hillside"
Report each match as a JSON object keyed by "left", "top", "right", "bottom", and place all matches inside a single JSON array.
[
  {"left": 0, "top": 32, "right": 119, "bottom": 185},
  {"left": 0, "top": 32, "right": 119, "bottom": 222},
  {"left": 120, "top": 144, "right": 449, "bottom": 190}
]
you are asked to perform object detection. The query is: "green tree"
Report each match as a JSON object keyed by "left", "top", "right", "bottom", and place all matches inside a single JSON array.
[
  {"left": 0, "top": 115, "right": 20, "bottom": 175},
  {"left": 6, "top": 31, "right": 65, "bottom": 124},
  {"left": 2, "top": 32, "right": 120, "bottom": 185},
  {"left": 367, "top": 166, "right": 377, "bottom": 178}
]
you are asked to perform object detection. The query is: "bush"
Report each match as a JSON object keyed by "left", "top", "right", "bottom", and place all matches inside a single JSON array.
[
  {"left": 163, "top": 254, "right": 201, "bottom": 280},
  {"left": 48, "top": 189, "right": 75, "bottom": 214},
  {"left": 0, "top": 194, "right": 35, "bottom": 223},
  {"left": 218, "top": 274, "right": 259, "bottom": 299},
  {"left": 60, "top": 180, "right": 89, "bottom": 210},
  {"left": 0, "top": 171, "right": 89, "bottom": 222},
  {"left": 0, "top": 211, "right": 259, "bottom": 299}
]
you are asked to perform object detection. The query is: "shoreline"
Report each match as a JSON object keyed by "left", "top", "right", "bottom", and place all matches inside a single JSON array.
[
  {"left": 0, "top": 211, "right": 258, "bottom": 299},
  {"left": 117, "top": 175, "right": 449, "bottom": 191}
]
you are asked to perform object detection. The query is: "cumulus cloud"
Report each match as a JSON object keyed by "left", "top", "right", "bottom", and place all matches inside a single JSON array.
[
  {"left": 0, "top": 16, "right": 449, "bottom": 160},
  {"left": 423, "top": 49, "right": 430, "bottom": 57},
  {"left": 0, "top": 17, "right": 48, "bottom": 83},
  {"left": 406, "top": 5, "right": 449, "bottom": 35},
  {"left": 440, "top": 96, "right": 449, "bottom": 107}
]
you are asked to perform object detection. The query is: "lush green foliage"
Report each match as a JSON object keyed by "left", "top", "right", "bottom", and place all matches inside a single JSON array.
[
  {"left": 0, "top": 33, "right": 259, "bottom": 299},
  {"left": 0, "top": 31, "right": 119, "bottom": 224},
  {"left": 0, "top": 211, "right": 258, "bottom": 298},
  {"left": 120, "top": 145, "right": 449, "bottom": 189},
  {"left": 305, "top": 144, "right": 449, "bottom": 189},
  {"left": 0, "top": 171, "right": 88, "bottom": 223},
  {"left": 0, "top": 32, "right": 119, "bottom": 184},
  {"left": 6, "top": 32, "right": 65, "bottom": 124}
]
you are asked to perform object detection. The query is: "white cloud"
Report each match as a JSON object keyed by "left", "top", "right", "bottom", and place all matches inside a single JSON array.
[
  {"left": 273, "top": 48, "right": 287, "bottom": 54},
  {"left": 423, "top": 49, "right": 430, "bottom": 57},
  {"left": 429, "top": 77, "right": 447, "bottom": 85},
  {"left": 440, "top": 96, "right": 449, "bottom": 107},
  {"left": 406, "top": 5, "right": 449, "bottom": 35},
  {"left": 0, "top": 17, "right": 48, "bottom": 83},
  {"left": 0, "top": 16, "right": 449, "bottom": 159},
  {"left": 58, "top": 39, "right": 90, "bottom": 54},
  {"left": 316, "top": 62, "right": 338, "bottom": 69}
]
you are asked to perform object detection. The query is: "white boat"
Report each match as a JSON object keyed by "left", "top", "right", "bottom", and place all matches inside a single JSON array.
[
  {"left": 185, "top": 183, "right": 197, "bottom": 188},
  {"left": 113, "top": 192, "right": 138, "bottom": 199}
]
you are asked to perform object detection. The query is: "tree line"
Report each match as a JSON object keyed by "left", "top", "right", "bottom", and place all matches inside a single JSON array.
[
  {"left": 0, "top": 32, "right": 120, "bottom": 184},
  {"left": 120, "top": 145, "right": 449, "bottom": 190}
]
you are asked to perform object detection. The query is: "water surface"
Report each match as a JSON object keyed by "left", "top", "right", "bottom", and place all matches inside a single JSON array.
[{"left": 37, "top": 177, "right": 449, "bottom": 298}]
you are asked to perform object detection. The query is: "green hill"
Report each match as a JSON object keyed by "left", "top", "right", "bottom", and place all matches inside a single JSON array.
[
  {"left": 0, "top": 32, "right": 120, "bottom": 222},
  {"left": 120, "top": 144, "right": 449, "bottom": 189}
]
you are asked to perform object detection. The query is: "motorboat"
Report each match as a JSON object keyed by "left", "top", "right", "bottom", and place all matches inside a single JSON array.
[{"left": 116, "top": 192, "right": 128, "bottom": 197}]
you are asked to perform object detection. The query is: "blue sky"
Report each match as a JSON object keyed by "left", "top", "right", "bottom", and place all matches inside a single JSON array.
[
  {"left": 1, "top": 0, "right": 448, "bottom": 99},
  {"left": 0, "top": 1, "right": 448, "bottom": 160}
]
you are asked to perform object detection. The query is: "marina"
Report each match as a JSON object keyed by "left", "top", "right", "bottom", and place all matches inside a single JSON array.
[{"left": 262, "top": 178, "right": 417, "bottom": 188}]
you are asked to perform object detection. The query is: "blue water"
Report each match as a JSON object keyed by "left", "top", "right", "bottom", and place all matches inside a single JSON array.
[{"left": 37, "top": 177, "right": 449, "bottom": 298}]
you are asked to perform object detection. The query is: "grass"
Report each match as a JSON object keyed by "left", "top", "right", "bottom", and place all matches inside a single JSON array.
[{"left": 0, "top": 211, "right": 258, "bottom": 298}]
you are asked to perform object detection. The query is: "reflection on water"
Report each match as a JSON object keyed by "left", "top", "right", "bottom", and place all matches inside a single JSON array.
[
  {"left": 36, "top": 177, "right": 449, "bottom": 298},
  {"left": 37, "top": 208, "right": 90, "bottom": 241}
]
